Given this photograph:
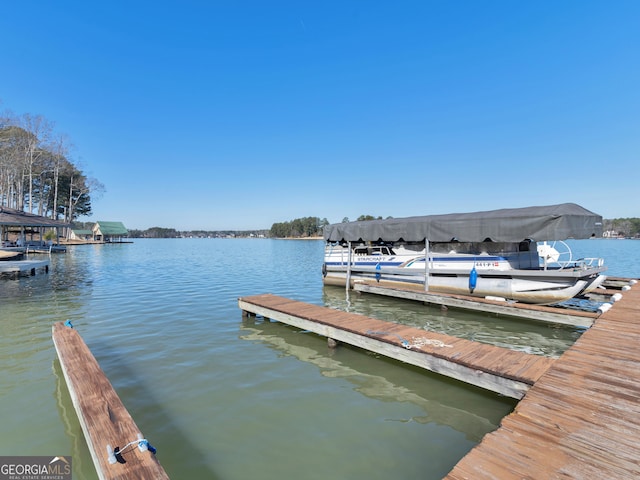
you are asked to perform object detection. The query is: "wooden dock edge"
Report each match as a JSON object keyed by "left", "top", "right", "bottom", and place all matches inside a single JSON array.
[
  {"left": 0, "top": 258, "right": 50, "bottom": 275},
  {"left": 52, "top": 322, "right": 169, "bottom": 480},
  {"left": 238, "top": 298, "right": 532, "bottom": 399}
]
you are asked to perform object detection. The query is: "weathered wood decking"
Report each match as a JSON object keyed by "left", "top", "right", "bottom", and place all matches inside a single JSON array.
[
  {"left": 445, "top": 281, "right": 640, "bottom": 479},
  {"left": 52, "top": 322, "right": 169, "bottom": 480},
  {"left": 238, "top": 294, "right": 555, "bottom": 399}
]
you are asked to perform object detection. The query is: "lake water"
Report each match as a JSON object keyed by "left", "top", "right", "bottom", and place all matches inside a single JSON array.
[{"left": 0, "top": 238, "right": 638, "bottom": 479}]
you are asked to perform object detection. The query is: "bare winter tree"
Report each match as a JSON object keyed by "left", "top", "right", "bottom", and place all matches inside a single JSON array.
[
  {"left": 0, "top": 123, "right": 28, "bottom": 209},
  {"left": 20, "top": 114, "right": 53, "bottom": 213},
  {"left": 48, "top": 134, "right": 73, "bottom": 219},
  {"left": 0, "top": 108, "right": 101, "bottom": 221}
]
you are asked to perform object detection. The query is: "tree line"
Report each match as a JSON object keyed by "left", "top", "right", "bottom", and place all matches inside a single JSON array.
[
  {"left": 604, "top": 218, "right": 640, "bottom": 238},
  {"left": 126, "top": 227, "right": 271, "bottom": 238},
  {"left": 0, "top": 108, "right": 103, "bottom": 222},
  {"left": 101, "top": 216, "right": 640, "bottom": 239},
  {"left": 269, "top": 215, "right": 390, "bottom": 238},
  {"left": 89, "top": 216, "right": 640, "bottom": 240},
  {"left": 270, "top": 217, "right": 329, "bottom": 238}
]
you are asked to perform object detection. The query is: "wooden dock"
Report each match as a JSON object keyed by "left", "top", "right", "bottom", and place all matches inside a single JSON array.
[
  {"left": 445, "top": 281, "right": 640, "bottom": 479},
  {"left": 240, "top": 284, "right": 640, "bottom": 478},
  {"left": 238, "top": 294, "right": 555, "bottom": 399},
  {"left": 52, "top": 322, "right": 169, "bottom": 480},
  {"left": 0, "top": 258, "right": 49, "bottom": 275},
  {"left": 352, "top": 280, "right": 601, "bottom": 327}
]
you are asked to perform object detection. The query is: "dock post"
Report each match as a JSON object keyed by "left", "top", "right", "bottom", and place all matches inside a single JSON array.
[
  {"left": 424, "top": 239, "right": 430, "bottom": 292},
  {"left": 346, "top": 241, "right": 352, "bottom": 291}
]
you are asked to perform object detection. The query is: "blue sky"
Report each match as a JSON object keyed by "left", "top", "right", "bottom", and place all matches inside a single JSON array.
[{"left": 2, "top": 1, "right": 638, "bottom": 230}]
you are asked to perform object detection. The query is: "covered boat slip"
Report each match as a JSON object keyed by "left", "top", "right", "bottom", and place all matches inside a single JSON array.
[
  {"left": 52, "top": 322, "right": 168, "bottom": 480},
  {"left": 0, "top": 206, "right": 69, "bottom": 249},
  {"left": 322, "top": 203, "right": 607, "bottom": 305},
  {"left": 238, "top": 294, "right": 555, "bottom": 399}
]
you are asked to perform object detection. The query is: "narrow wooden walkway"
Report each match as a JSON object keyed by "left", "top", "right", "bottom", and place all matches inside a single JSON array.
[
  {"left": 238, "top": 294, "right": 555, "bottom": 399},
  {"left": 52, "top": 322, "right": 169, "bottom": 480},
  {"left": 352, "top": 281, "right": 601, "bottom": 327},
  {"left": 445, "top": 282, "right": 640, "bottom": 479}
]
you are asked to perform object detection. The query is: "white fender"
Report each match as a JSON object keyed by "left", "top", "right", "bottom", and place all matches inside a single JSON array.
[{"left": 598, "top": 303, "right": 613, "bottom": 314}]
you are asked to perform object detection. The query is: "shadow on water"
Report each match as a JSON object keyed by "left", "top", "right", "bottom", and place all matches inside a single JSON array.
[
  {"left": 240, "top": 314, "right": 517, "bottom": 443},
  {"left": 53, "top": 344, "right": 221, "bottom": 480}
]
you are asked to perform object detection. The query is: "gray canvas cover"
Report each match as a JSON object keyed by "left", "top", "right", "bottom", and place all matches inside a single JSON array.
[{"left": 323, "top": 203, "right": 603, "bottom": 243}]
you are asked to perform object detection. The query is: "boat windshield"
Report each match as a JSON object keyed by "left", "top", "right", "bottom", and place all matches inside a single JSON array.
[{"left": 353, "top": 245, "right": 395, "bottom": 256}]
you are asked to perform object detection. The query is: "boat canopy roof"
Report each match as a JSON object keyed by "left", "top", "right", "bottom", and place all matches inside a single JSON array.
[
  {"left": 323, "top": 203, "right": 603, "bottom": 243},
  {"left": 0, "top": 206, "right": 69, "bottom": 228}
]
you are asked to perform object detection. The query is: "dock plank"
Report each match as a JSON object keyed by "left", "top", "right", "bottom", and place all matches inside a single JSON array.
[
  {"left": 445, "top": 282, "right": 640, "bottom": 479},
  {"left": 238, "top": 294, "right": 555, "bottom": 398},
  {"left": 52, "top": 322, "right": 169, "bottom": 480}
]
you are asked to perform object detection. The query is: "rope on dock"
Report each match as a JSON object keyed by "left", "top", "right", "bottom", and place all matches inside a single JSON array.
[{"left": 107, "top": 434, "right": 157, "bottom": 464}]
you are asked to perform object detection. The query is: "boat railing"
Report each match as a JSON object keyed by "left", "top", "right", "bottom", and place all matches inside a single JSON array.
[
  {"left": 538, "top": 241, "right": 605, "bottom": 271},
  {"left": 545, "top": 257, "right": 606, "bottom": 271},
  {"left": 577, "top": 257, "right": 605, "bottom": 268}
]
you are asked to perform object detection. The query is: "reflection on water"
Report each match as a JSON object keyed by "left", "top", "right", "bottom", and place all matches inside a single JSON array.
[
  {"left": 240, "top": 315, "right": 516, "bottom": 443},
  {"left": 52, "top": 359, "right": 99, "bottom": 480}
]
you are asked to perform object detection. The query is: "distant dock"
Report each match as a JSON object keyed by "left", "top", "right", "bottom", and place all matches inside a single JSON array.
[
  {"left": 52, "top": 322, "right": 169, "bottom": 480},
  {"left": 0, "top": 258, "right": 49, "bottom": 276}
]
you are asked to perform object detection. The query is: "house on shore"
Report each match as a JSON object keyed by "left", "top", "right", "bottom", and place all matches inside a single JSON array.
[
  {"left": 92, "top": 221, "right": 129, "bottom": 242},
  {"left": 69, "top": 229, "right": 93, "bottom": 241}
]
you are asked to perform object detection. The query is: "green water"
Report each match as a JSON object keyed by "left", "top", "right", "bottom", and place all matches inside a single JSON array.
[{"left": 2, "top": 238, "right": 635, "bottom": 479}]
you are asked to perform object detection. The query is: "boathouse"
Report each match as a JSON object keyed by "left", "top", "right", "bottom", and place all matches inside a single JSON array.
[
  {"left": 92, "top": 221, "right": 129, "bottom": 242},
  {"left": 0, "top": 206, "right": 69, "bottom": 247}
]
